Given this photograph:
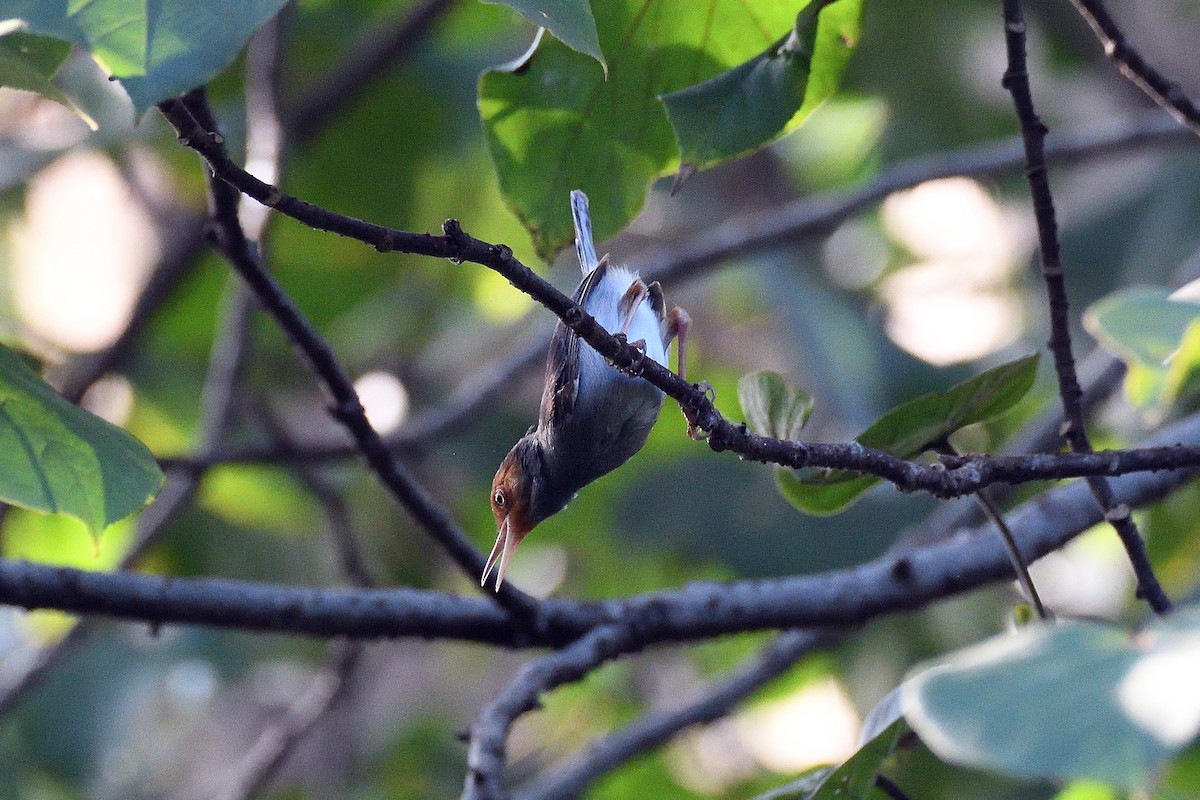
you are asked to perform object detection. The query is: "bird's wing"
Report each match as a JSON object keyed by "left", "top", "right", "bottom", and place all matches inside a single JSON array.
[{"left": 539, "top": 259, "right": 608, "bottom": 428}]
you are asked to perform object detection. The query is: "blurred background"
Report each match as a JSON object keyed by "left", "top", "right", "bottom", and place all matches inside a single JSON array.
[{"left": 3, "top": 0, "right": 1200, "bottom": 798}]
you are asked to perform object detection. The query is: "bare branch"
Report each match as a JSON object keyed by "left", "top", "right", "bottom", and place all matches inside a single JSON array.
[
  {"left": 464, "top": 625, "right": 645, "bottom": 800},
  {"left": 155, "top": 100, "right": 1200, "bottom": 499},
  {"left": 516, "top": 629, "right": 831, "bottom": 800},
  {"left": 1067, "top": 0, "right": 1200, "bottom": 139},
  {"left": 2, "top": 408, "right": 1197, "bottom": 645},
  {"left": 1001, "top": 0, "right": 1172, "bottom": 613},
  {"left": 157, "top": 111, "right": 1184, "bottom": 471},
  {"left": 162, "top": 93, "right": 537, "bottom": 615}
]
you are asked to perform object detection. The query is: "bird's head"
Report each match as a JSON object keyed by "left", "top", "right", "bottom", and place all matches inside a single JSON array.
[{"left": 483, "top": 436, "right": 544, "bottom": 590}]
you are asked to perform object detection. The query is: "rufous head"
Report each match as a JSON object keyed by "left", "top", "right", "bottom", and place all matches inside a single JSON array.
[{"left": 483, "top": 437, "right": 541, "bottom": 590}]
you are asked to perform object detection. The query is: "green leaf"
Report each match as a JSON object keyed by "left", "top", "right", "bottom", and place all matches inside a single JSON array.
[
  {"left": 1084, "top": 286, "right": 1200, "bottom": 367},
  {"left": 489, "top": 0, "right": 604, "bottom": 67},
  {"left": 0, "top": 343, "right": 164, "bottom": 538},
  {"left": 776, "top": 468, "right": 874, "bottom": 516},
  {"left": 660, "top": 0, "right": 861, "bottom": 168},
  {"left": 5, "top": 0, "right": 288, "bottom": 115},
  {"left": 738, "top": 371, "right": 813, "bottom": 441},
  {"left": 752, "top": 718, "right": 907, "bottom": 800},
  {"left": 777, "top": 354, "right": 1040, "bottom": 515},
  {"left": 480, "top": 1, "right": 799, "bottom": 259},
  {"left": 903, "top": 607, "right": 1200, "bottom": 791},
  {"left": 0, "top": 30, "right": 95, "bottom": 128}
]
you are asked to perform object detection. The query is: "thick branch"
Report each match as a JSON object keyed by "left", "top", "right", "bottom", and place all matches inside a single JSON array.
[{"left": 2, "top": 410, "right": 1197, "bottom": 645}]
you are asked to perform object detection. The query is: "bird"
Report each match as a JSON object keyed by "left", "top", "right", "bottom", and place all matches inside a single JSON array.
[{"left": 483, "top": 190, "right": 690, "bottom": 590}]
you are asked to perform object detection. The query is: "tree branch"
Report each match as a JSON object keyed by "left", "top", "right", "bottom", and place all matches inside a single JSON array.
[
  {"left": 516, "top": 629, "right": 832, "bottom": 800},
  {"left": 156, "top": 111, "right": 1184, "bottom": 471},
  {"left": 1067, "top": 0, "right": 1200, "bottom": 139},
  {"left": 1001, "top": 0, "right": 1172, "bottom": 613},
  {"left": 156, "top": 98, "right": 1200, "bottom": 502},
  {"left": 161, "top": 94, "right": 538, "bottom": 616},
  {"left": 3, "top": 408, "right": 1197, "bottom": 645},
  {"left": 464, "top": 624, "right": 646, "bottom": 800}
]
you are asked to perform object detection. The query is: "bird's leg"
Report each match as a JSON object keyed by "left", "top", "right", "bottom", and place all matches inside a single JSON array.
[
  {"left": 664, "top": 305, "right": 690, "bottom": 382},
  {"left": 665, "top": 306, "right": 711, "bottom": 438},
  {"left": 617, "top": 279, "right": 650, "bottom": 349}
]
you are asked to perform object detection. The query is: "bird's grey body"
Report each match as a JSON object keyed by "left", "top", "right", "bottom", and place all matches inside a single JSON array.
[
  {"left": 529, "top": 260, "right": 668, "bottom": 520},
  {"left": 484, "top": 190, "right": 688, "bottom": 589}
]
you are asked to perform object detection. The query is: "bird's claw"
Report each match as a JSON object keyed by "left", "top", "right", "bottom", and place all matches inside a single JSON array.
[{"left": 684, "top": 381, "right": 716, "bottom": 439}]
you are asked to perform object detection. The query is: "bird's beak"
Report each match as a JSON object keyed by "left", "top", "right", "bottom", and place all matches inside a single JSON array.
[{"left": 482, "top": 516, "right": 519, "bottom": 591}]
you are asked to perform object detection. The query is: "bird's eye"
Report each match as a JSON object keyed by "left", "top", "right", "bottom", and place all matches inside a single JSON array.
[{"left": 493, "top": 490, "right": 507, "bottom": 509}]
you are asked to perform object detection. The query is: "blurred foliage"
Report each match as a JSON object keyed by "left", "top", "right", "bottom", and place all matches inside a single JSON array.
[
  {"left": 0, "top": 0, "right": 1199, "bottom": 798},
  {"left": 904, "top": 607, "right": 1200, "bottom": 790}
]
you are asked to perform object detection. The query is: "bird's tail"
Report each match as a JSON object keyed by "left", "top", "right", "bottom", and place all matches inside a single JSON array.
[{"left": 570, "top": 189, "right": 599, "bottom": 275}]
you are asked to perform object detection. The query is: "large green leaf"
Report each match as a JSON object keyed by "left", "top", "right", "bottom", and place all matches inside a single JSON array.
[
  {"left": 479, "top": 0, "right": 800, "bottom": 259},
  {"left": 660, "top": 0, "right": 860, "bottom": 168},
  {"left": 752, "top": 718, "right": 907, "bottom": 800},
  {"left": 0, "top": 344, "right": 163, "bottom": 538},
  {"left": 1084, "top": 286, "right": 1200, "bottom": 367},
  {"left": 5, "top": 0, "right": 287, "bottom": 114},
  {"left": 489, "top": 0, "right": 604, "bottom": 67},
  {"left": 738, "top": 370, "right": 813, "bottom": 442},
  {"left": 778, "top": 354, "right": 1040, "bottom": 515},
  {"left": 1084, "top": 285, "right": 1200, "bottom": 413},
  {"left": 903, "top": 607, "right": 1200, "bottom": 790}
]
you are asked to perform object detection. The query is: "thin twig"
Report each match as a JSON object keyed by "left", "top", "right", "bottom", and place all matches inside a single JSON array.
[
  {"left": 1001, "top": 0, "right": 1172, "bottom": 614},
  {"left": 934, "top": 440, "right": 1048, "bottom": 620},
  {"left": 515, "top": 629, "right": 831, "bottom": 800},
  {"left": 1067, "top": 0, "right": 1200, "bottom": 139},
  {"left": 215, "top": 641, "right": 364, "bottom": 800},
  {"left": 465, "top": 625, "right": 645, "bottom": 800},
  {"left": 971, "top": 491, "right": 1049, "bottom": 620}
]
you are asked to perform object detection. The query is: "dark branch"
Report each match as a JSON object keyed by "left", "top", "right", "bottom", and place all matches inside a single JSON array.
[
  {"left": 2, "top": 410, "right": 1197, "bottom": 645},
  {"left": 464, "top": 625, "right": 646, "bottom": 800},
  {"left": 157, "top": 112, "right": 1184, "bottom": 471},
  {"left": 1001, "top": 0, "right": 1172, "bottom": 614},
  {"left": 159, "top": 95, "right": 537, "bottom": 616},
  {"left": 516, "top": 629, "right": 831, "bottom": 800},
  {"left": 1067, "top": 0, "right": 1200, "bottom": 139},
  {"left": 156, "top": 99, "right": 1200, "bottom": 502}
]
